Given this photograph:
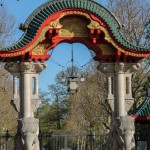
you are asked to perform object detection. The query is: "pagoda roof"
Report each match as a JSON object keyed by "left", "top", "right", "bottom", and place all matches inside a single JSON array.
[
  {"left": 0, "top": 0, "right": 149, "bottom": 52},
  {"left": 131, "top": 97, "right": 150, "bottom": 123}
]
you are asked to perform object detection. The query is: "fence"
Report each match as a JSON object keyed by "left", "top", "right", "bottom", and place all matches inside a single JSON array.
[
  {"left": 0, "top": 130, "right": 14, "bottom": 150},
  {"left": 40, "top": 134, "right": 108, "bottom": 150},
  {"left": 0, "top": 131, "right": 108, "bottom": 150},
  {"left": 0, "top": 131, "right": 147, "bottom": 150}
]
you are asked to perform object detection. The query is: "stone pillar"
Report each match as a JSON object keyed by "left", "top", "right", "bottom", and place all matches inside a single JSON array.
[
  {"left": 35, "top": 76, "right": 38, "bottom": 95},
  {"left": 115, "top": 63, "right": 126, "bottom": 117},
  {"left": 22, "top": 73, "right": 31, "bottom": 118},
  {"left": 98, "top": 62, "right": 140, "bottom": 150},
  {"left": 98, "top": 62, "right": 140, "bottom": 117},
  {"left": 5, "top": 62, "right": 46, "bottom": 150}
]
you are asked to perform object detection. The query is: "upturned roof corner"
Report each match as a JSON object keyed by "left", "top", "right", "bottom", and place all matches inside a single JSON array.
[{"left": 0, "top": 0, "right": 149, "bottom": 54}]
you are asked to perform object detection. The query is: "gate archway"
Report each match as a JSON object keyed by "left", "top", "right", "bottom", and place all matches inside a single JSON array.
[{"left": 0, "top": 0, "right": 149, "bottom": 150}]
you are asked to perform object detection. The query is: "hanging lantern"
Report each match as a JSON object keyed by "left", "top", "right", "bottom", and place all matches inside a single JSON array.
[
  {"left": 67, "top": 76, "right": 79, "bottom": 94},
  {"left": 60, "top": 44, "right": 86, "bottom": 94}
]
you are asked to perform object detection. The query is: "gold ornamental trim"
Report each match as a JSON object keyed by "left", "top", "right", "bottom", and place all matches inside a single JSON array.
[
  {"left": 32, "top": 44, "right": 50, "bottom": 55},
  {"left": 5, "top": 26, "right": 50, "bottom": 57},
  {"left": 5, "top": 10, "right": 144, "bottom": 57},
  {"left": 100, "top": 26, "right": 144, "bottom": 57}
]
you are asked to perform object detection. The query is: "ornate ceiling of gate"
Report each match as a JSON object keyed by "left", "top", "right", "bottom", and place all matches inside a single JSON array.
[{"left": 0, "top": 0, "right": 149, "bottom": 62}]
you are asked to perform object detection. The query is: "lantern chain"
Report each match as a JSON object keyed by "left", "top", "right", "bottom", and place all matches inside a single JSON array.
[
  {"left": 71, "top": 44, "right": 74, "bottom": 76},
  {"left": 49, "top": 45, "right": 93, "bottom": 70}
]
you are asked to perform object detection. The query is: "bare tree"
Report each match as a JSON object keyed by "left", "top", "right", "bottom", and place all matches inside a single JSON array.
[
  {"left": 0, "top": 5, "right": 17, "bottom": 133},
  {"left": 108, "top": 0, "right": 150, "bottom": 108},
  {"left": 66, "top": 64, "right": 110, "bottom": 135},
  {"left": 0, "top": 5, "right": 16, "bottom": 47},
  {"left": 108, "top": 0, "right": 150, "bottom": 46},
  {"left": 0, "top": 64, "right": 17, "bottom": 133}
]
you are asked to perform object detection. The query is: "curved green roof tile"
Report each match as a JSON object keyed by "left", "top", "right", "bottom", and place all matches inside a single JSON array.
[
  {"left": 0, "top": 0, "right": 149, "bottom": 52},
  {"left": 132, "top": 97, "right": 150, "bottom": 117}
]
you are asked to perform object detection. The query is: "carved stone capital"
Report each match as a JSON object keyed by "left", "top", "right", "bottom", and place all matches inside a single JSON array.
[
  {"left": 127, "top": 63, "right": 141, "bottom": 73},
  {"left": 20, "top": 62, "right": 35, "bottom": 73},
  {"left": 98, "top": 62, "right": 126, "bottom": 74},
  {"left": 115, "top": 62, "right": 125, "bottom": 73},
  {"left": 97, "top": 62, "right": 141, "bottom": 74},
  {"left": 5, "top": 63, "right": 20, "bottom": 74},
  {"left": 97, "top": 63, "right": 114, "bottom": 74},
  {"left": 20, "top": 62, "right": 46, "bottom": 74},
  {"left": 115, "top": 62, "right": 141, "bottom": 74},
  {"left": 5, "top": 62, "right": 47, "bottom": 74}
]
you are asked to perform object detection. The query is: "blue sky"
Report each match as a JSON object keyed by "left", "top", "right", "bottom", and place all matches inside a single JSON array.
[{"left": 4, "top": 0, "right": 108, "bottom": 91}]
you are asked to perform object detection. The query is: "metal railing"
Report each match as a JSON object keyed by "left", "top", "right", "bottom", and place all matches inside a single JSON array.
[
  {"left": 0, "top": 131, "right": 148, "bottom": 150},
  {"left": 0, "top": 130, "right": 14, "bottom": 150},
  {"left": 0, "top": 131, "right": 108, "bottom": 150}
]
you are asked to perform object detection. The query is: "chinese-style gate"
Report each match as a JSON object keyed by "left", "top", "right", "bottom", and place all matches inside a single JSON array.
[{"left": 0, "top": 0, "right": 149, "bottom": 150}]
